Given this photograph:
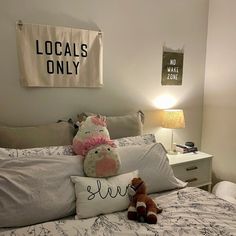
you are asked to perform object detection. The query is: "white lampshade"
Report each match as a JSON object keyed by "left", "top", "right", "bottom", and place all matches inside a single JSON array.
[{"left": 161, "top": 109, "right": 185, "bottom": 129}]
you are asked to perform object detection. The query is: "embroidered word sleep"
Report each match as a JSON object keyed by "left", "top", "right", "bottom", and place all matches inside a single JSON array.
[{"left": 35, "top": 40, "right": 88, "bottom": 75}]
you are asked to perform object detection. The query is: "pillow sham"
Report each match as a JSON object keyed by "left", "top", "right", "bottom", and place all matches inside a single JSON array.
[
  {"left": 0, "top": 155, "right": 83, "bottom": 227},
  {"left": 0, "top": 134, "right": 156, "bottom": 159},
  {"left": 114, "top": 133, "right": 156, "bottom": 147},
  {"left": 0, "top": 122, "right": 75, "bottom": 149},
  {"left": 0, "top": 145, "right": 74, "bottom": 158},
  {"left": 77, "top": 112, "right": 143, "bottom": 139},
  {"left": 118, "top": 143, "right": 187, "bottom": 194},
  {"left": 71, "top": 170, "right": 138, "bottom": 219}
]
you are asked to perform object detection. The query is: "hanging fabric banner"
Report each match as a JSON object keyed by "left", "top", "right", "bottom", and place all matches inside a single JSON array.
[{"left": 16, "top": 22, "right": 103, "bottom": 87}]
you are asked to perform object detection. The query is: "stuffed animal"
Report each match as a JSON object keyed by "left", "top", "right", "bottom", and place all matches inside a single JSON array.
[
  {"left": 72, "top": 115, "right": 121, "bottom": 178},
  {"left": 127, "top": 177, "right": 162, "bottom": 224}
]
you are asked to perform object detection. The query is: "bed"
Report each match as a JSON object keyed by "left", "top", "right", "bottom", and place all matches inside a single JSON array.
[
  {"left": 0, "top": 187, "right": 236, "bottom": 236},
  {"left": 0, "top": 113, "right": 236, "bottom": 236}
]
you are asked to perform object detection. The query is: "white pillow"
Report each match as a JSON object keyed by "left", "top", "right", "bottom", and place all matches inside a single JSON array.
[
  {"left": 0, "top": 155, "right": 84, "bottom": 227},
  {"left": 71, "top": 170, "right": 138, "bottom": 219},
  {"left": 117, "top": 143, "right": 187, "bottom": 194}
]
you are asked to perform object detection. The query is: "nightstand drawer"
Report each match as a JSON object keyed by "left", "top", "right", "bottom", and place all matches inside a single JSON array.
[{"left": 171, "top": 158, "right": 211, "bottom": 187}]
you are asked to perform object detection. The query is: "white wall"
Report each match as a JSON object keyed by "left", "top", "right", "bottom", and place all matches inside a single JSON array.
[
  {"left": 202, "top": 0, "right": 236, "bottom": 183},
  {"left": 0, "top": 0, "right": 209, "bottom": 149}
]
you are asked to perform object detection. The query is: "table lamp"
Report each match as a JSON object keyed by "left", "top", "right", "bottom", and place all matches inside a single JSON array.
[{"left": 161, "top": 109, "right": 185, "bottom": 154}]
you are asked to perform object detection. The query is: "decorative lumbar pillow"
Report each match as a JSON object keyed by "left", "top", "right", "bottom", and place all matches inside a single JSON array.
[
  {"left": 73, "top": 115, "right": 121, "bottom": 177},
  {"left": 0, "top": 121, "right": 75, "bottom": 149},
  {"left": 77, "top": 111, "right": 144, "bottom": 139},
  {"left": 118, "top": 143, "right": 187, "bottom": 194},
  {"left": 71, "top": 170, "right": 138, "bottom": 219},
  {"left": 0, "top": 155, "right": 84, "bottom": 227}
]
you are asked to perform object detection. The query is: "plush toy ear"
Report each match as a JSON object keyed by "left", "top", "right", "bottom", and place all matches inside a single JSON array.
[
  {"left": 77, "top": 112, "right": 88, "bottom": 123},
  {"left": 75, "top": 120, "right": 85, "bottom": 128},
  {"left": 96, "top": 114, "right": 106, "bottom": 123},
  {"left": 91, "top": 115, "right": 107, "bottom": 127},
  {"left": 101, "top": 115, "right": 106, "bottom": 122}
]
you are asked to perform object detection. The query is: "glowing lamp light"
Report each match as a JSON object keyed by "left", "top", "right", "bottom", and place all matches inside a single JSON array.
[{"left": 153, "top": 95, "right": 176, "bottom": 109}]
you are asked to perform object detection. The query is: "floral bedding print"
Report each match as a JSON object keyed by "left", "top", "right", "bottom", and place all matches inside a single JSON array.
[
  {"left": 1, "top": 187, "right": 235, "bottom": 236},
  {"left": 0, "top": 145, "right": 74, "bottom": 158},
  {"left": 0, "top": 134, "right": 156, "bottom": 158}
]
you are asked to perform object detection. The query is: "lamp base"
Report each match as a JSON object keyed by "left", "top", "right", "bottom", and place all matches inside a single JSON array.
[
  {"left": 168, "top": 140, "right": 178, "bottom": 155},
  {"left": 167, "top": 150, "right": 179, "bottom": 155}
]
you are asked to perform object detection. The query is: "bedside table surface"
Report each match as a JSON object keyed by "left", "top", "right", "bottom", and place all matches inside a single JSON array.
[{"left": 167, "top": 151, "right": 213, "bottom": 166}]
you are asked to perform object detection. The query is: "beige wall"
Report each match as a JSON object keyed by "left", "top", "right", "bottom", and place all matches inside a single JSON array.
[
  {"left": 202, "top": 0, "right": 236, "bottom": 183},
  {"left": 0, "top": 0, "right": 209, "bottom": 150}
]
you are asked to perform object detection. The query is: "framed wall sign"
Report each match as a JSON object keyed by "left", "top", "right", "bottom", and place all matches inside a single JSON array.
[{"left": 161, "top": 49, "right": 184, "bottom": 86}]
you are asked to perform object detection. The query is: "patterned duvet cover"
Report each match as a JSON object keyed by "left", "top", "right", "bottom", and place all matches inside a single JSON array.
[{"left": 1, "top": 187, "right": 235, "bottom": 236}]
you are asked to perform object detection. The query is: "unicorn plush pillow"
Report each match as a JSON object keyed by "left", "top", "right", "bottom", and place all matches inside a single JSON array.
[{"left": 73, "top": 116, "right": 121, "bottom": 178}]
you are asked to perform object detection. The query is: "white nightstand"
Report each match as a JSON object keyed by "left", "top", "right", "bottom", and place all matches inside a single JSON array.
[{"left": 167, "top": 152, "right": 213, "bottom": 191}]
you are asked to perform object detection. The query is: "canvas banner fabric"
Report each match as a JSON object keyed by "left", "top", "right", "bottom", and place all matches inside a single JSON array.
[
  {"left": 16, "top": 23, "right": 103, "bottom": 87},
  {"left": 161, "top": 49, "right": 184, "bottom": 86}
]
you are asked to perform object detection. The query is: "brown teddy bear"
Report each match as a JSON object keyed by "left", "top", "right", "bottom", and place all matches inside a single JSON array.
[{"left": 127, "top": 177, "right": 162, "bottom": 224}]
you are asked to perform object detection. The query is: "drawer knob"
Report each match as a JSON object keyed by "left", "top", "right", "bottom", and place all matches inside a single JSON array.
[
  {"left": 186, "top": 166, "right": 198, "bottom": 171},
  {"left": 186, "top": 178, "right": 198, "bottom": 183}
]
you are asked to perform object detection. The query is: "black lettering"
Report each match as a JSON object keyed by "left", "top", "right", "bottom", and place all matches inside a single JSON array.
[
  {"left": 73, "top": 43, "right": 80, "bottom": 57},
  {"left": 47, "top": 60, "right": 54, "bottom": 74},
  {"left": 87, "top": 185, "right": 97, "bottom": 200},
  {"left": 56, "top": 61, "right": 64, "bottom": 74},
  {"left": 64, "top": 42, "right": 72, "bottom": 56},
  {"left": 73, "top": 61, "right": 80, "bottom": 74},
  {"left": 55, "top": 42, "right": 62, "bottom": 56},
  {"left": 45, "top": 41, "right": 53, "bottom": 55},
  {"left": 81, "top": 44, "right": 87, "bottom": 57},
  {"left": 66, "top": 61, "right": 72, "bottom": 74},
  {"left": 36, "top": 40, "right": 43, "bottom": 55},
  {"left": 87, "top": 180, "right": 129, "bottom": 201}
]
